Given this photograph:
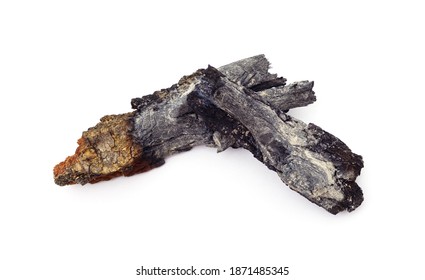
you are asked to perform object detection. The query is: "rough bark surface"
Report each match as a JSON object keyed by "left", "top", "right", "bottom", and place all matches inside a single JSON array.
[{"left": 54, "top": 55, "right": 363, "bottom": 214}]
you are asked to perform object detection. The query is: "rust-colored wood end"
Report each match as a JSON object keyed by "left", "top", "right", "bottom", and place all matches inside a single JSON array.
[{"left": 53, "top": 112, "right": 154, "bottom": 186}]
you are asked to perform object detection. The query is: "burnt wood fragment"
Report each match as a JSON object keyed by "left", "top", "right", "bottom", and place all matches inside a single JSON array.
[
  {"left": 188, "top": 67, "right": 363, "bottom": 214},
  {"left": 54, "top": 55, "right": 363, "bottom": 214}
]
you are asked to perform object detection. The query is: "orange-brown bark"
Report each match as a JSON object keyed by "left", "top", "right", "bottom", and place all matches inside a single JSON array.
[{"left": 53, "top": 112, "right": 154, "bottom": 186}]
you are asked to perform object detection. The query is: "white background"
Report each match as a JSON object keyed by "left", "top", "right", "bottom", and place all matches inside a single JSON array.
[{"left": 1, "top": 0, "right": 424, "bottom": 279}]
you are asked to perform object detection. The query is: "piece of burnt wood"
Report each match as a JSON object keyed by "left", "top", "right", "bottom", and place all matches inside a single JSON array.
[
  {"left": 54, "top": 55, "right": 362, "bottom": 214},
  {"left": 187, "top": 67, "right": 363, "bottom": 214}
]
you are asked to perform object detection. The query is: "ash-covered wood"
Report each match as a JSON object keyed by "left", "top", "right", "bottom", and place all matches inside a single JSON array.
[
  {"left": 54, "top": 55, "right": 363, "bottom": 214},
  {"left": 188, "top": 67, "right": 363, "bottom": 214}
]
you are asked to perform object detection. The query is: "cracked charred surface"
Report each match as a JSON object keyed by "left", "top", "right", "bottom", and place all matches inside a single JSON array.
[
  {"left": 187, "top": 67, "right": 363, "bottom": 214},
  {"left": 53, "top": 113, "right": 158, "bottom": 186},
  {"left": 54, "top": 55, "right": 363, "bottom": 214}
]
